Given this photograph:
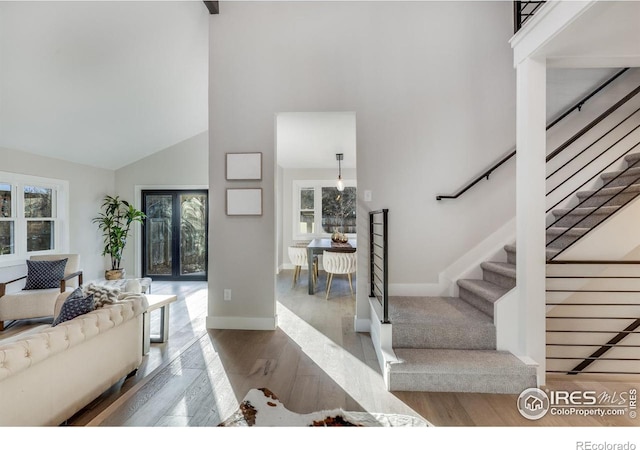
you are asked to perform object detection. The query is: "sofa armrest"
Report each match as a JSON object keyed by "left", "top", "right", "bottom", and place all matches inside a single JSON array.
[
  {"left": 0, "top": 276, "right": 27, "bottom": 297},
  {"left": 60, "top": 271, "right": 83, "bottom": 293}
]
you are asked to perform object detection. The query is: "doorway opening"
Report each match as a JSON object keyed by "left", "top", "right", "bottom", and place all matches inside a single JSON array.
[
  {"left": 141, "top": 190, "right": 208, "bottom": 281},
  {"left": 275, "top": 111, "right": 357, "bottom": 297}
]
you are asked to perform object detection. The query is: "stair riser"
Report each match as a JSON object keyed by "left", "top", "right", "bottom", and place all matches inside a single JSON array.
[
  {"left": 388, "top": 373, "right": 537, "bottom": 394},
  {"left": 458, "top": 287, "right": 494, "bottom": 318},
  {"left": 551, "top": 212, "right": 611, "bottom": 228},
  {"left": 506, "top": 249, "right": 516, "bottom": 265},
  {"left": 392, "top": 324, "right": 496, "bottom": 350},
  {"left": 482, "top": 268, "right": 516, "bottom": 290},
  {"left": 577, "top": 191, "right": 640, "bottom": 208}
]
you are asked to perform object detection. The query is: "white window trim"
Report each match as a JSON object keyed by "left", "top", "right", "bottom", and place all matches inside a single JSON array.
[
  {"left": 292, "top": 179, "right": 356, "bottom": 241},
  {"left": 0, "top": 171, "right": 69, "bottom": 268}
]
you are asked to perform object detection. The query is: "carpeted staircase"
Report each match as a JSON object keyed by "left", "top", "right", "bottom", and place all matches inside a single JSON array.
[
  {"left": 547, "top": 152, "right": 640, "bottom": 260},
  {"left": 388, "top": 152, "right": 640, "bottom": 394},
  {"left": 387, "top": 243, "right": 535, "bottom": 394}
]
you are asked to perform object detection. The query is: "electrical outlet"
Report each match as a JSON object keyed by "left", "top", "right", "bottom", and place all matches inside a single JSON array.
[{"left": 224, "top": 289, "right": 232, "bottom": 301}]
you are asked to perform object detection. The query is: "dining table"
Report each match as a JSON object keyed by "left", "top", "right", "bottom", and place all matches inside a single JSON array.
[{"left": 306, "top": 238, "right": 357, "bottom": 295}]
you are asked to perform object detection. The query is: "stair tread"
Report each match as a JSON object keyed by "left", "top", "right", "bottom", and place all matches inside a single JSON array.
[
  {"left": 576, "top": 183, "right": 640, "bottom": 198},
  {"left": 389, "top": 296, "right": 493, "bottom": 326},
  {"left": 552, "top": 205, "right": 619, "bottom": 216},
  {"left": 624, "top": 152, "right": 640, "bottom": 163},
  {"left": 457, "top": 279, "right": 508, "bottom": 303},
  {"left": 391, "top": 348, "right": 535, "bottom": 374},
  {"left": 546, "top": 227, "right": 589, "bottom": 236},
  {"left": 504, "top": 244, "right": 516, "bottom": 253},
  {"left": 601, "top": 166, "right": 640, "bottom": 180},
  {"left": 480, "top": 261, "right": 516, "bottom": 278}
]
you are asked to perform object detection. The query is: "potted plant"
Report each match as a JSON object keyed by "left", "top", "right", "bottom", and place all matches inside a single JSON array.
[{"left": 92, "top": 195, "right": 146, "bottom": 280}]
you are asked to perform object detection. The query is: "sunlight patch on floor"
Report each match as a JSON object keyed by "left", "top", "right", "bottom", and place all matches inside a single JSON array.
[{"left": 276, "top": 301, "right": 423, "bottom": 418}]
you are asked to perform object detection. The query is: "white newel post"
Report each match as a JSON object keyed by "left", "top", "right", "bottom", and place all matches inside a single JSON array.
[{"left": 516, "top": 57, "right": 547, "bottom": 386}]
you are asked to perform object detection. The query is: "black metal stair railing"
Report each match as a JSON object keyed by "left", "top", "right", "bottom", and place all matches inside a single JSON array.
[
  {"left": 546, "top": 260, "right": 640, "bottom": 375},
  {"left": 369, "top": 209, "right": 389, "bottom": 324},
  {"left": 545, "top": 139, "right": 640, "bottom": 257},
  {"left": 514, "top": 1, "right": 546, "bottom": 33},
  {"left": 545, "top": 85, "right": 640, "bottom": 260}
]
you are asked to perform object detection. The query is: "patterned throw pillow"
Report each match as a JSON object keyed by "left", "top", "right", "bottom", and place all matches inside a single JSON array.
[
  {"left": 23, "top": 258, "right": 68, "bottom": 290},
  {"left": 83, "top": 283, "right": 120, "bottom": 309},
  {"left": 52, "top": 287, "right": 95, "bottom": 326}
]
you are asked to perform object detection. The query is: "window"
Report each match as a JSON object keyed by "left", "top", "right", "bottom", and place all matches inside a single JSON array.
[
  {"left": 0, "top": 184, "right": 14, "bottom": 256},
  {"left": 0, "top": 172, "right": 68, "bottom": 266},
  {"left": 293, "top": 180, "right": 356, "bottom": 239}
]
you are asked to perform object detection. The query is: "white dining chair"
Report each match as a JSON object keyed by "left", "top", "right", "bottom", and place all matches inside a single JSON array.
[
  {"left": 288, "top": 245, "right": 318, "bottom": 288},
  {"left": 322, "top": 250, "right": 356, "bottom": 299}
]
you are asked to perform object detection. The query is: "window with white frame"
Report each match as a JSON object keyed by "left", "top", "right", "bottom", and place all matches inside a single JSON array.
[
  {"left": 0, "top": 172, "right": 68, "bottom": 265},
  {"left": 293, "top": 180, "right": 356, "bottom": 240}
]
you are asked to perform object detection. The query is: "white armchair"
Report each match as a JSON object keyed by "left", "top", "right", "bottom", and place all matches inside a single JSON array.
[{"left": 0, "top": 254, "right": 82, "bottom": 331}]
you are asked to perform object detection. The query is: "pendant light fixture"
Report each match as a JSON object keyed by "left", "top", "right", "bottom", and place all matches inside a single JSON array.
[{"left": 336, "top": 153, "right": 345, "bottom": 192}]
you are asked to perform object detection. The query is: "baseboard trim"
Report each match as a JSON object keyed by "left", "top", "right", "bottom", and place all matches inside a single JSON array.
[{"left": 206, "top": 315, "right": 278, "bottom": 331}]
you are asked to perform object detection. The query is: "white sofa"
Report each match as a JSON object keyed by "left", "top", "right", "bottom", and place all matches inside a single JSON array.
[{"left": 0, "top": 293, "right": 148, "bottom": 426}]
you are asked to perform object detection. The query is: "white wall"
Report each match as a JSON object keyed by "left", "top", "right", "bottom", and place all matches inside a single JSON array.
[
  {"left": 208, "top": 1, "right": 517, "bottom": 329},
  {"left": 547, "top": 67, "right": 620, "bottom": 122},
  {"left": 114, "top": 131, "right": 209, "bottom": 277},
  {"left": 0, "top": 146, "right": 114, "bottom": 282}
]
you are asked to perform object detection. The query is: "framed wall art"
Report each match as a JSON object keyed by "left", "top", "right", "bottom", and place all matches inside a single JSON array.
[
  {"left": 226, "top": 152, "right": 262, "bottom": 181},
  {"left": 226, "top": 188, "right": 263, "bottom": 216}
]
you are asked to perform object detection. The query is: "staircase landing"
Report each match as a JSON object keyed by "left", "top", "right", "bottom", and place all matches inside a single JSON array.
[{"left": 390, "top": 296, "right": 496, "bottom": 350}]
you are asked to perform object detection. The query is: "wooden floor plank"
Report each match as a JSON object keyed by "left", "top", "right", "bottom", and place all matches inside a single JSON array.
[{"left": 118, "top": 367, "right": 202, "bottom": 426}]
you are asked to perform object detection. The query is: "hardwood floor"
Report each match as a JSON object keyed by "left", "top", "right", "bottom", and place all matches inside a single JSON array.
[{"left": 6, "top": 273, "right": 638, "bottom": 433}]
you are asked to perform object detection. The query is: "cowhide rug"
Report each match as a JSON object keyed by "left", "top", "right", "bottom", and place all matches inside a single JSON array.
[{"left": 218, "top": 388, "right": 429, "bottom": 427}]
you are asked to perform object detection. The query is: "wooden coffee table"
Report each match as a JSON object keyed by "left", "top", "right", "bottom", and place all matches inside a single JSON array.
[{"left": 142, "top": 294, "right": 178, "bottom": 355}]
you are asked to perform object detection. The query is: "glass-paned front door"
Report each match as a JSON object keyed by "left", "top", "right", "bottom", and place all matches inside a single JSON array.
[{"left": 142, "top": 190, "right": 208, "bottom": 281}]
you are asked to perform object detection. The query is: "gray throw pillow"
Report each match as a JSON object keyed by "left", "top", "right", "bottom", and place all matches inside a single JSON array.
[
  {"left": 23, "top": 258, "right": 68, "bottom": 290},
  {"left": 52, "top": 287, "right": 95, "bottom": 326}
]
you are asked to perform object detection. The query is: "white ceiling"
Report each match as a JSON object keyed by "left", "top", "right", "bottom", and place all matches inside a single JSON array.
[
  {"left": 0, "top": 0, "right": 210, "bottom": 170},
  {"left": 276, "top": 111, "right": 357, "bottom": 169},
  {"left": 540, "top": 1, "right": 640, "bottom": 68},
  {"left": 0, "top": 2, "right": 357, "bottom": 172}
]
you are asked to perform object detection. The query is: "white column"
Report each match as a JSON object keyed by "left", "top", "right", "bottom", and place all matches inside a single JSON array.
[{"left": 516, "top": 57, "right": 547, "bottom": 386}]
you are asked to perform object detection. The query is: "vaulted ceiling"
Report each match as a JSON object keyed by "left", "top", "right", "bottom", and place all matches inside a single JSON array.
[{"left": 0, "top": 0, "right": 210, "bottom": 170}]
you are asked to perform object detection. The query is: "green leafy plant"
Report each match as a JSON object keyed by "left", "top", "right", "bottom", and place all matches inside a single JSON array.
[{"left": 92, "top": 195, "right": 146, "bottom": 270}]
